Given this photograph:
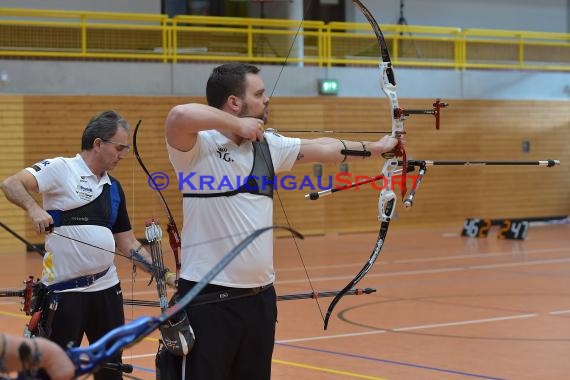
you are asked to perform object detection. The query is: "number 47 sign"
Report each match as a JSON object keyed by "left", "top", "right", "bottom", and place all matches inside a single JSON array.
[{"left": 461, "top": 218, "right": 530, "bottom": 240}]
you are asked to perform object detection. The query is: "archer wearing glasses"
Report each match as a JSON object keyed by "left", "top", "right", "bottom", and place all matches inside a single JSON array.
[
  {"left": 102, "top": 138, "right": 131, "bottom": 153},
  {"left": 0, "top": 110, "right": 174, "bottom": 380}
]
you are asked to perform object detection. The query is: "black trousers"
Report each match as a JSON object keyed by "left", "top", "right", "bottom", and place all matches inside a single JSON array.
[
  {"left": 178, "top": 279, "right": 277, "bottom": 380},
  {"left": 48, "top": 283, "right": 125, "bottom": 380}
]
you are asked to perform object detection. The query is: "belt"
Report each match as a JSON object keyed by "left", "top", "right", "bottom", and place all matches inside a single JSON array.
[
  {"left": 47, "top": 267, "right": 110, "bottom": 292},
  {"left": 188, "top": 283, "right": 274, "bottom": 307}
]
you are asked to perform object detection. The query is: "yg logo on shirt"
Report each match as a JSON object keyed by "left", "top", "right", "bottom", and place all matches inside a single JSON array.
[{"left": 216, "top": 146, "right": 234, "bottom": 163}]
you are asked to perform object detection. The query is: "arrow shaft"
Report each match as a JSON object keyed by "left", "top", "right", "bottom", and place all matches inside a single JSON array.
[{"left": 403, "top": 160, "right": 560, "bottom": 167}]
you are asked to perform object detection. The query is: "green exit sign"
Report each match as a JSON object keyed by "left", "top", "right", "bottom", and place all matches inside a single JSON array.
[{"left": 318, "top": 79, "right": 339, "bottom": 95}]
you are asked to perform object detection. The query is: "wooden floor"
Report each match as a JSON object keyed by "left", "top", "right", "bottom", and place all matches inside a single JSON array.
[{"left": 1, "top": 223, "right": 569, "bottom": 379}]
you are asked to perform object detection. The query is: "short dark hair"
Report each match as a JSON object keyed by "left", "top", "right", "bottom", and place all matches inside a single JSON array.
[
  {"left": 206, "top": 63, "right": 260, "bottom": 109},
  {"left": 81, "top": 110, "right": 129, "bottom": 151}
]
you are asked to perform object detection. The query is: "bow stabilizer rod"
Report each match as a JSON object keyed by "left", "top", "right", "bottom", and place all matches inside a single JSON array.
[
  {"left": 305, "top": 159, "right": 560, "bottom": 202},
  {"left": 403, "top": 159, "right": 560, "bottom": 167},
  {"left": 124, "top": 287, "right": 377, "bottom": 307},
  {"left": 278, "top": 287, "right": 376, "bottom": 301},
  {"left": 400, "top": 159, "right": 560, "bottom": 208}
]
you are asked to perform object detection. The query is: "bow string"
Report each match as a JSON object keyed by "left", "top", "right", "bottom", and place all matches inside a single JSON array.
[{"left": 133, "top": 120, "right": 182, "bottom": 279}]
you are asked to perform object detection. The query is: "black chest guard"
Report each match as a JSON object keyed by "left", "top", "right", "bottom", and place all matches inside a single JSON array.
[
  {"left": 47, "top": 178, "right": 120, "bottom": 229},
  {"left": 183, "top": 139, "right": 275, "bottom": 199}
]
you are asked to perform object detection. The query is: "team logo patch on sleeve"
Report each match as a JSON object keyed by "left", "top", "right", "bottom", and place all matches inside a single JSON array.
[{"left": 31, "top": 160, "right": 50, "bottom": 172}]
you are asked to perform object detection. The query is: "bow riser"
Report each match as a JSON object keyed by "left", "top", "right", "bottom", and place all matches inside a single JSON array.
[
  {"left": 379, "top": 63, "right": 404, "bottom": 139},
  {"left": 379, "top": 159, "right": 399, "bottom": 222}
]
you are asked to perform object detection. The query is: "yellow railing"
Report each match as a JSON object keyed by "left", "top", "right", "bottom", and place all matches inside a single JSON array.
[
  {"left": 170, "top": 15, "right": 326, "bottom": 65},
  {"left": 0, "top": 8, "right": 569, "bottom": 71},
  {"left": 461, "top": 28, "right": 570, "bottom": 71},
  {"left": 0, "top": 8, "right": 171, "bottom": 62},
  {"left": 326, "top": 22, "right": 463, "bottom": 68}
]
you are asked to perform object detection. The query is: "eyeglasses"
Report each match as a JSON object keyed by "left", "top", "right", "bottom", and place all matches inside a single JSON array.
[{"left": 102, "top": 139, "right": 131, "bottom": 153}]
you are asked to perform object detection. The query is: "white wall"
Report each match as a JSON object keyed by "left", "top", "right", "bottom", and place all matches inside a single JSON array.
[{"left": 0, "top": 60, "right": 568, "bottom": 101}]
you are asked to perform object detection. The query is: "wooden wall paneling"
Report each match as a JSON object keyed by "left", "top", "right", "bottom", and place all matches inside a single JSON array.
[
  {"left": 270, "top": 98, "right": 568, "bottom": 232},
  {"left": 0, "top": 96, "right": 26, "bottom": 253},
  {"left": 0, "top": 96, "right": 567, "bottom": 256}
]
